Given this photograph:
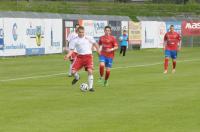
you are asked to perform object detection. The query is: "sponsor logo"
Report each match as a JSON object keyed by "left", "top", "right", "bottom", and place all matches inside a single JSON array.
[
  {"left": 12, "top": 23, "right": 18, "bottom": 41},
  {"left": 50, "top": 28, "right": 60, "bottom": 47},
  {"left": 0, "top": 28, "right": 3, "bottom": 37},
  {"left": 94, "top": 22, "right": 105, "bottom": 31},
  {"left": 0, "top": 28, "right": 4, "bottom": 49},
  {"left": 26, "top": 24, "right": 44, "bottom": 46},
  {"left": 4, "top": 43, "right": 26, "bottom": 49},
  {"left": 185, "top": 22, "right": 200, "bottom": 29}
]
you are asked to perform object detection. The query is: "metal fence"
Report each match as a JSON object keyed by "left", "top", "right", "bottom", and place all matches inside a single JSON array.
[{"left": 182, "top": 36, "right": 200, "bottom": 47}]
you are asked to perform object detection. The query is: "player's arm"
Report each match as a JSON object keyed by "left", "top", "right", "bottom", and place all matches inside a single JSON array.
[
  {"left": 64, "top": 40, "right": 69, "bottom": 52},
  {"left": 98, "top": 37, "right": 102, "bottom": 52},
  {"left": 163, "top": 34, "right": 167, "bottom": 51},
  {"left": 105, "top": 45, "right": 118, "bottom": 52},
  {"left": 177, "top": 34, "right": 182, "bottom": 51},
  {"left": 64, "top": 39, "right": 75, "bottom": 60},
  {"left": 93, "top": 42, "right": 100, "bottom": 55},
  {"left": 163, "top": 41, "right": 167, "bottom": 51},
  {"left": 64, "top": 49, "right": 74, "bottom": 61}
]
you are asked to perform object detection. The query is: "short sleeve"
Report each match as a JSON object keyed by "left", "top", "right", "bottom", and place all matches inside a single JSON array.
[{"left": 86, "top": 36, "right": 96, "bottom": 45}]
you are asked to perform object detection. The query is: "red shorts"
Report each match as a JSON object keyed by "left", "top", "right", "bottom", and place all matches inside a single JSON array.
[
  {"left": 72, "top": 54, "right": 93, "bottom": 72},
  {"left": 69, "top": 52, "right": 78, "bottom": 61}
]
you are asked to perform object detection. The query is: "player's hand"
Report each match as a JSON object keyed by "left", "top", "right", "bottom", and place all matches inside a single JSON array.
[
  {"left": 105, "top": 48, "right": 114, "bottom": 53},
  {"left": 163, "top": 48, "right": 165, "bottom": 52},
  {"left": 64, "top": 55, "right": 69, "bottom": 61},
  {"left": 178, "top": 47, "right": 181, "bottom": 52}
]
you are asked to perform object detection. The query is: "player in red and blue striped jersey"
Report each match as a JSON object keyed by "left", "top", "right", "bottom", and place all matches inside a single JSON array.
[
  {"left": 98, "top": 26, "right": 118, "bottom": 86},
  {"left": 163, "top": 25, "right": 181, "bottom": 74}
]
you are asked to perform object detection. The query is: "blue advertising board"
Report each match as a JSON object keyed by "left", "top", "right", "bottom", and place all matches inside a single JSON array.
[{"left": 165, "top": 21, "right": 182, "bottom": 34}]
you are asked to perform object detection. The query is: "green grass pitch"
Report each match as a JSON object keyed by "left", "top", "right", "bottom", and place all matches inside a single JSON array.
[{"left": 0, "top": 48, "right": 200, "bottom": 132}]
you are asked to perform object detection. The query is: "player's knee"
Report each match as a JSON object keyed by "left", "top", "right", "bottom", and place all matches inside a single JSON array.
[
  {"left": 71, "top": 70, "right": 76, "bottom": 75},
  {"left": 87, "top": 69, "right": 93, "bottom": 75},
  {"left": 106, "top": 68, "right": 110, "bottom": 71},
  {"left": 100, "top": 63, "right": 105, "bottom": 67}
]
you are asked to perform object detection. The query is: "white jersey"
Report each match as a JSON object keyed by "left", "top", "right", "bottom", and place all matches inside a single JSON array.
[{"left": 69, "top": 36, "right": 96, "bottom": 55}]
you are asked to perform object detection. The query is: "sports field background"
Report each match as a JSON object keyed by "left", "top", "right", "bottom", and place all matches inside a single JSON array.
[{"left": 0, "top": 47, "right": 200, "bottom": 132}]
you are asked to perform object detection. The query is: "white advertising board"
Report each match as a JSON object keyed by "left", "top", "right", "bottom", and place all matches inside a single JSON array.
[
  {"left": 141, "top": 21, "right": 166, "bottom": 48},
  {"left": 0, "top": 18, "right": 4, "bottom": 56},
  {"left": 25, "top": 18, "right": 45, "bottom": 55},
  {"left": 82, "top": 20, "right": 107, "bottom": 38},
  {"left": 44, "top": 19, "right": 63, "bottom": 54},
  {"left": 3, "top": 18, "right": 26, "bottom": 56}
]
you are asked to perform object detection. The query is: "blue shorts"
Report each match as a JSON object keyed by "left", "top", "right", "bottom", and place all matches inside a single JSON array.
[
  {"left": 99, "top": 55, "right": 113, "bottom": 68},
  {"left": 165, "top": 50, "right": 177, "bottom": 59}
]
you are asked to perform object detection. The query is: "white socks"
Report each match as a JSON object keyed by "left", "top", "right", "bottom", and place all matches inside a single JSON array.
[
  {"left": 68, "top": 63, "right": 72, "bottom": 76},
  {"left": 88, "top": 75, "right": 93, "bottom": 89},
  {"left": 74, "top": 72, "right": 80, "bottom": 80}
]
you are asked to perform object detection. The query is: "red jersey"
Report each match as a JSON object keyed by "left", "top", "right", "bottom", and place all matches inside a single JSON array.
[
  {"left": 99, "top": 35, "right": 118, "bottom": 58},
  {"left": 164, "top": 31, "right": 181, "bottom": 50}
]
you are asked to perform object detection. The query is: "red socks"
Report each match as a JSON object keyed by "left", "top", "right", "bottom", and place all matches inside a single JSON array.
[
  {"left": 164, "top": 58, "right": 169, "bottom": 71},
  {"left": 99, "top": 65, "right": 104, "bottom": 77},
  {"left": 164, "top": 58, "right": 176, "bottom": 71},
  {"left": 99, "top": 64, "right": 110, "bottom": 80},
  {"left": 105, "top": 70, "right": 110, "bottom": 81},
  {"left": 173, "top": 61, "right": 176, "bottom": 69}
]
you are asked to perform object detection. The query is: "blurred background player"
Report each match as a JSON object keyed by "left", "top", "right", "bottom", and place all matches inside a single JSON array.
[
  {"left": 65, "top": 24, "right": 80, "bottom": 77},
  {"left": 119, "top": 30, "right": 128, "bottom": 56},
  {"left": 64, "top": 26, "right": 100, "bottom": 92},
  {"left": 163, "top": 25, "right": 181, "bottom": 74},
  {"left": 98, "top": 26, "right": 118, "bottom": 86}
]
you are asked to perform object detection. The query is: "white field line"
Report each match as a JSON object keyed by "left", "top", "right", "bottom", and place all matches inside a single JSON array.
[{"left": 0, "top": 58, "right": 200, "bottom": 82}]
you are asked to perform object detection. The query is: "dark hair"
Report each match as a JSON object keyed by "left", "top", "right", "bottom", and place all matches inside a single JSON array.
[
  {"left": 77, "top": 26, "right": 84, "bottom": 31},
  {"left": 170, "top": 25, "right": 174, "bottom": 28},
  {"left": 104, "top": 26, "right": 111, "bottom": 30},
  {"left": 75, "top": 23, "right": 80, "bottom": 28}
]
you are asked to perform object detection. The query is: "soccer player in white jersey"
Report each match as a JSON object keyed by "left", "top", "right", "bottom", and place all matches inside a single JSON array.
[
  {"left": 64, "top": 26, "right": 100, "bottom": 92},
  {"left": 65, "top": 24, "right": 79, "bottom": 77}
]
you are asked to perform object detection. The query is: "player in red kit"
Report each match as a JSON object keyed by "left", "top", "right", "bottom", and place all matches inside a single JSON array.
[
  {"left": 163, "top": 25, "right": 181, "bottom": 74},
  {"left": 98, "top": 26, "right": 118, "bottom": 86},
  {"left": 64, "top": 26, "right": 100, "bottom": 92}
]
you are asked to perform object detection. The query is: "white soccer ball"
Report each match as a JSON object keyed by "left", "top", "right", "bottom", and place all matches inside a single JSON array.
[{"left": 80, "top": 83, "right": 89, "bottom": 92}]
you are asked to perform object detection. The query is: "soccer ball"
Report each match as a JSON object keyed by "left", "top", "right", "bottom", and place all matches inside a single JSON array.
[{"left": 80, "top": 83, "right": 89, "bottom": 92}]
